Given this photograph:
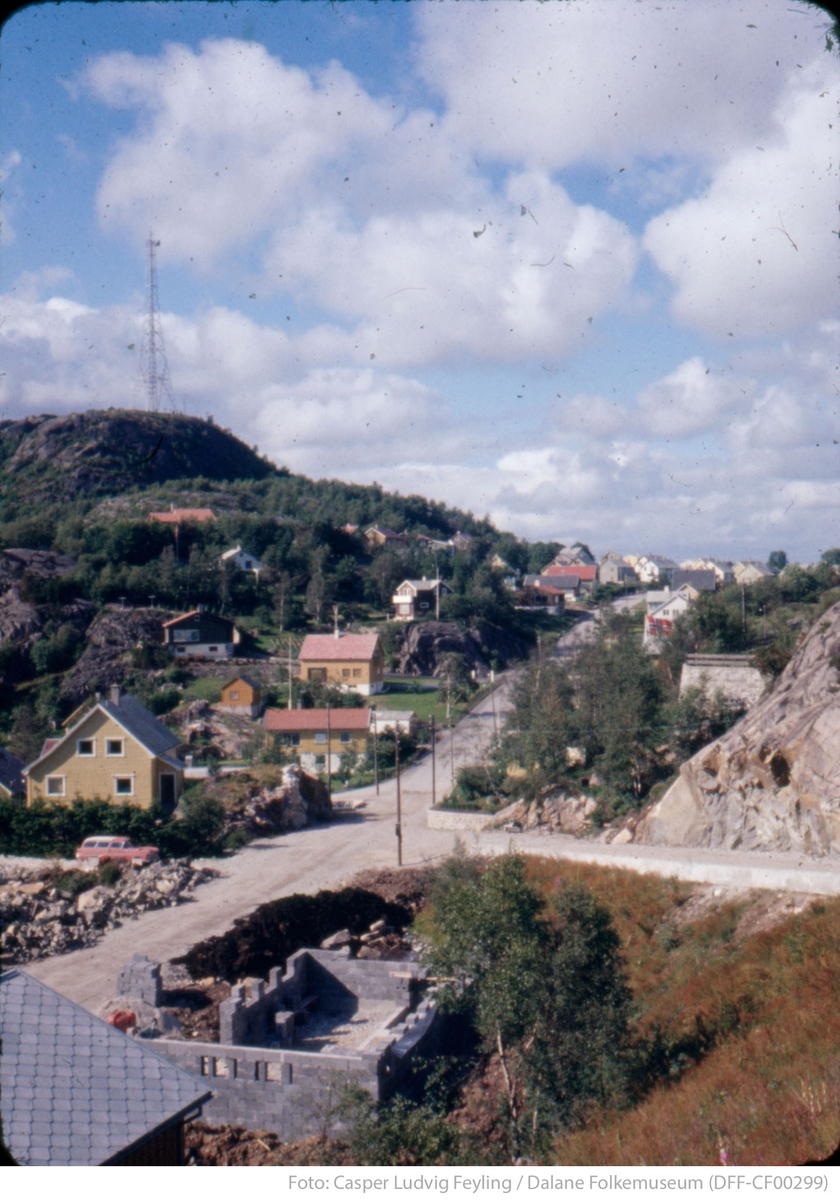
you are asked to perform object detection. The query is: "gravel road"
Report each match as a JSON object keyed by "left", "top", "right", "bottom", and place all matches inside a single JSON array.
[{"left": 22, "top": 674, "right": 840, "bottom": 1012}]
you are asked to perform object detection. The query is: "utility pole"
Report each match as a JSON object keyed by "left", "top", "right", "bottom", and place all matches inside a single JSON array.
[
  {"left": 395, "top": 730, "right": 403, "bottom": 867},
  {"left": 430, "top": 714, "right": 436, "bottom": 807},
  {"left": 372, "top": 705, "right": 379, "bottom": 795},
  {"left": 139, "top": 232, "right": 177, "bottom": 413},
  {"left": 326, "top": 703, "right": 332, "bottom": 804},
  {"left": 490, "top": 669, "right": 498, "bottom": 738},
  {"left": 449, "top": 719, "right": 455, "bottom": 789},
  {"left": 287, "top": 637, "right": 294, "bottom": 710}
]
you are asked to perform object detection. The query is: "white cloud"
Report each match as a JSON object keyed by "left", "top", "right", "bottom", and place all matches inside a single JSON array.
[
  {"left": 415, "top": 1, "right": 826, "bottom": 171},
  {"left": 643, "top": 62, "right": 840, "bottom": 338},
  {"left": 637, "top": 356, "right": 750, "bottom": 438}
]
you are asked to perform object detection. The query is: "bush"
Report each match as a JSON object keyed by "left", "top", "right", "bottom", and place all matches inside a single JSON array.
[{"left": 98, "top": 861, "right": 123, "bottom": 886}]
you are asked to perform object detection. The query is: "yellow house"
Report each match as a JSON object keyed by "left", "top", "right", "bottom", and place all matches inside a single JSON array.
[
  {"left": 218, "top": 674, "right": 262, "bottom": 717},
  {"left": 263, "top": 708, "right": 370, "bottom": 772},
  {"left": 24, "top": 686, "right": 184, "bottom": 811},
  {"left": 298, "top": 632, "right": 385, "bottom": 696}
]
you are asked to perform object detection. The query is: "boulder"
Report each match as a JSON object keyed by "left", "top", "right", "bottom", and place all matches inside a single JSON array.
[{"left": 635, "top": 599, "right": 840, "bottom": 856}]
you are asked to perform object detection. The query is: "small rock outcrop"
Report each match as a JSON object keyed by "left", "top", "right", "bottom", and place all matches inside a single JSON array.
[
  {"left": 396, "top": 618, "right": 527, "bottom": 677},
  {"left": 225, "top": 765, "right": 331, "bottom": 838},
  {"left": 59, "top": 603, "right": 174, "bottom": 703},
  {"left": 490, "top": 790, "right": 597, "bottom": 835},
  {"left": 636, "top": 600, "right": 840, "bottom": 856}
]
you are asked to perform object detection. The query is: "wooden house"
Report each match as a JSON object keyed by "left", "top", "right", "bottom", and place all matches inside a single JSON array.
[
  {"left": 298, "top": 632, "right": 385, "bottom": 696},
  {"left": 24, "top": 686, "right": 183, "bottom": 811},
  {"left": 161, "top": 607, "right": 241, "bottom": 660},
  {"left": 0, "top": 969, "right": 210, "bottom": 1165},
  {"left": 263, "top": 707, "right": 370, "bottom": 772},
  {"left": 218, "top": 675, "right": 262, "bottom": 717},
  {"left": 391, "top": 578, "right": 452, "bottom": 621}
]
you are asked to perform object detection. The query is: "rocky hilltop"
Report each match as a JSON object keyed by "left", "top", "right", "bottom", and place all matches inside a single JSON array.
[
  {"left": 0, "top": 410, "right": 274, "bottom": 502},
  {"left": 636, "top": 599, "right": 840, "bottom": 856}
]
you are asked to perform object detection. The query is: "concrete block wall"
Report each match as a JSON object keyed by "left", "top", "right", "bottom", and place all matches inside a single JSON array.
[
  {"left": 115, "top": 954, "right": 161, "bottom": 1007},
  {"left": 219, "top": 949, "right": 426, "bottom": 1046}
]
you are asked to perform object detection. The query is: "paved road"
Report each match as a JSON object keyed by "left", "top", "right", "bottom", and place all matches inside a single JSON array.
[
  {"left": 24, "top": 670, "right": 840, "bottom": 1013},
  {"left": 24, "top": 682, "right": 513, "bottom": 1010}
]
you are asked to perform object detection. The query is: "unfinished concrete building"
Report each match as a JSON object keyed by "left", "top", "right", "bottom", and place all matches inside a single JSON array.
[{"left": 146, "top": 948, "right": 439, "bottom": 1140}]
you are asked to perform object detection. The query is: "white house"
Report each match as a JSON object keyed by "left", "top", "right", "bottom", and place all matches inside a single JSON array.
[
  {"left": 634, "top": 554, "right": 679, "bottom": 585},
  {"left": 643, "top": 587, "right": 695, "bottom": 649},
  {"left": 220, "top": 545, "right": 264, "bottom": 575}
]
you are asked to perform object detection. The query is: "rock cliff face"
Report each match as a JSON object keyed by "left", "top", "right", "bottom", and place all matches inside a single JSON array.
[
  {"left": 396, "top": 618, "right": 528, "bottom": 676},
  {"left": 59, "top": 604, "right": 175, "bottom": 704},
  {"left": 636, "top": 600, "right": 840, "bottom": 856}
]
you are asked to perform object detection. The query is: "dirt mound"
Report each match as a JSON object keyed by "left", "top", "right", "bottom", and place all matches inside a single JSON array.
[
  {"left": 185, "top": 1123, "right": 349, "bottom": 1166},
  {"left": 636, "top": 598, "right": 840, "bottom": 855},
  {"left": 177, "top": 887, "right": 413, "bottom": 982}
]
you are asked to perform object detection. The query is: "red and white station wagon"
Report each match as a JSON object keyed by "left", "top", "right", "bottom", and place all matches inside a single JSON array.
[{"left": 75, "top": 836, "right": 160, "bottom": 866}]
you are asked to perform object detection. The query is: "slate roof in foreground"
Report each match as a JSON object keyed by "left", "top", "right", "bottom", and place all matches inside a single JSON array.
[{"left": 0, "top": 969, "right": 211, "bottom": 1166}]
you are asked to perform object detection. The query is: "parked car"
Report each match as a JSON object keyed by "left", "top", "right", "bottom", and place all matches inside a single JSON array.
[{"left": 75, "top": 836, "right": 160, "bottom": 866}]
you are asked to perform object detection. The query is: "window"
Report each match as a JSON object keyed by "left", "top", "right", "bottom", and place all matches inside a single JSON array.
[
  {"left": 308, "top": 668, "right": 327, "bottom": 682},
  {"left": 314, "top": 732, "right": 327, "bottom": 744},
  {"left": 105, "top": 739, "right": 124, "bottom": 757},
  {"left": 173, "top": 629, "right": 200, "bottom": 643},
  {"left": 352, "top": 669, "right": 362, "bottom": 678},
  {"left": 209, "top": 646, "right": 219, "bottom": 653},
  {"left": 339, "top": 732, "right": 352, "bottom": 744},
  {"left": 342, "top": 669, "right": 350, "bottom": 678},
  {"left": 77, "top": 739, "right": 95, "bottom": 756},
  {"left": 46, "top": 776, "right": 65, "bottom": 797},
  {"left": 114, "top": 776, "right": 134, "bottom": 797},
  {"left": 314, "top": 755, "right": 325, "bottom": 767},
  {"left": 280, "top": 733, "right": 300, "bottom": 747},
  {"left": 229, "top": 689, "right": 239, "bottom": 700}
]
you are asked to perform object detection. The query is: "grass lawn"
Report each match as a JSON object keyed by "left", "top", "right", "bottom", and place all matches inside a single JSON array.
[
  {"left": 181, "top": 676, "right": 225, "bottom": 703},
  {"left": 373, "top": 676, "right": 473, "bottom": 725}
]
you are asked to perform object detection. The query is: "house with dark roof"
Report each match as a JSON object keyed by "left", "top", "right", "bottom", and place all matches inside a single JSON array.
[
  {"left": 0, "top": 747, "right": 25, "bottom": 799},
  {"left": 24, "top": 686, "right": 183, "bottom": 811},
  {"left": 298, "top": 631, "right": 385, "bottom": 696},
  {"left": 263, "top": 707, "right": 371, "bottom": 772},
  {"left": 161, "top": 607, "right": 241, "bottom": 660},
  {"left": 670, "top": 568, "right": 717, "bottom": 593},
  {"left": 391, "top": 577, "right": 453, "bottom": 620},
  {"left": 364, "top": 525, "right": 407, "bottom": 549},
  {"left": 0, "top": 968, "right": 211, "bottom": 1165}
]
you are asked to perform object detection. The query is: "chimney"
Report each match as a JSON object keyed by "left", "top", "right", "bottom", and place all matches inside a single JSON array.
[{"left": 110, "top": 685, "right": 122, "bottom": 706}]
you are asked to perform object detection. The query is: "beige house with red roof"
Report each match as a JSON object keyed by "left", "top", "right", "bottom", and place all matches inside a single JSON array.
[
  {"left": 263, "top": 707, "right": 371, "bottom": 771},
  {"left": 298, "top": 632, "right": 385, "bottom": 696}
]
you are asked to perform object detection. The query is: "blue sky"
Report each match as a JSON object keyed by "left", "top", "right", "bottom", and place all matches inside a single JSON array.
[{"left": 1, "top": 1, "right": 838, "bottom": 561}]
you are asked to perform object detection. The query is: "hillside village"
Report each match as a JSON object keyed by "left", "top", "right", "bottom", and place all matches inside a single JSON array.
[{"left": 5, "top": 411, "right": 840, "bottom": 1167}]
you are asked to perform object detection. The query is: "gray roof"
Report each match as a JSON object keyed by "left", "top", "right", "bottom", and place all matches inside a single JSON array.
[
  {"left": 671, "top": 569, "right": 717, "bottom": 592},
  {"left": 100, "top": 695, "right": 181, "bottom": 759},
  {"left": 0, "top": 969, "right": 211, "bottom": 1165},
  {"left": 0, "top": 747, "right": 25, "bottom": 795}
]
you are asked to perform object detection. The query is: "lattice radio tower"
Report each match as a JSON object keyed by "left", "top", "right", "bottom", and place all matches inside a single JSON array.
[{"left": 139, "top": 231, "right": 177, "bottom": 412}]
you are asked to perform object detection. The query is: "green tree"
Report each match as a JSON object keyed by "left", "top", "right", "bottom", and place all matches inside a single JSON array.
[
  {"left": 768, "top": 549, "right": 788, "bottom": 571},
  {"left": 424, "top": 852, "right": 631, "bottom": 1157}
]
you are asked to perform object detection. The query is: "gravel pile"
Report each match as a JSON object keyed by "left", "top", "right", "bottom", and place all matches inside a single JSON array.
[{"left": 0, "top": 860, "right": 216, "bottom": 965}]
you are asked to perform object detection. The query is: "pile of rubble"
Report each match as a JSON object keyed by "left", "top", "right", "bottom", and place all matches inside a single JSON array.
[
  {"left": 0, "top": 860, "right": 216, "bottom": 965},
  {"left": 490, "top": 790, "right": 598, "bottom": 835},
  {"left": 222, "top": 764, "right": 332, "bottom": 838},
  {"left": 320, "top": 916, "right": 419, "bottom": 962}
]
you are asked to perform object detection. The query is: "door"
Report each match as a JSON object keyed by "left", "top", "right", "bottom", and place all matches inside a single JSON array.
[{"left": 159, "top": 773, "right": 177, "bottom": 811}]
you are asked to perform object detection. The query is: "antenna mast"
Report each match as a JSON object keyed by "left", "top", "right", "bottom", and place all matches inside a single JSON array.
[{"left": 139, "top": 232, "right": 176, "bottom": 412}]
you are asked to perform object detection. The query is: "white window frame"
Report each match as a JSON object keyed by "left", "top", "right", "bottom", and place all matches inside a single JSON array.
[
  {"left": 113, "top": 775, "right": 135, "bottom": 798},
  {"left": 339, "top": 732, "right": 352, "bottom": 744},
  {"left": 105, "top": 738, "right": 125, "bottom": 757},
  {"left": 76, "top": 738, "right": 96, "bottom": 757},
  {"left": 173, "top": 629, "right": 200, "bottom": 643},
  {"left": 46, "top": 775, "right": 66, "bottom": 797},
  {"left": 314, "top": 731, "right": 327, "bottom": 744}
]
